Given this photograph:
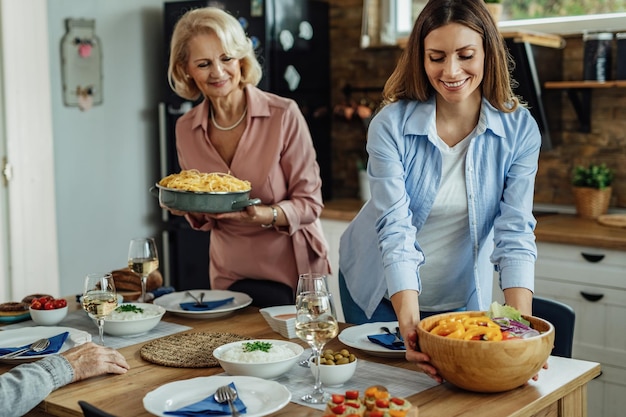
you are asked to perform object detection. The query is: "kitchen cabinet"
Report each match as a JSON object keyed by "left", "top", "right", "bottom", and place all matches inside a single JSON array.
[{"left": 534, "top": 241, "right": 626, "bottom": 417}]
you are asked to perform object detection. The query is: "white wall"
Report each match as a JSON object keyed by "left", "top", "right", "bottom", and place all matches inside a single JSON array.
[{"left": 47, "top": 0, "right": 167, "bottom": 295}]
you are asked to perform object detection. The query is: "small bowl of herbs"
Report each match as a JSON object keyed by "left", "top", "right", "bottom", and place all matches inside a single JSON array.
[{"left": 100, "top": 303, "right": 166, "bottom": 337}]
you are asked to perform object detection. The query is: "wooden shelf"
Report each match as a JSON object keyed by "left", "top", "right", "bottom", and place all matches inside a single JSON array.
[
  {"left": 543, "top": 80, "right": 626, "bottom": 132},
  {"left": 500, "top": 31, "right": 565, "bottom": 49},
  {"left": 545, "top": 80, "right": 626, "bottom": 89}
]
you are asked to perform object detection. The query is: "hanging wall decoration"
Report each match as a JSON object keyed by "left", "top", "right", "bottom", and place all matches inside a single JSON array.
[{"left": 61, "top": 18, "right": 102, "bottom": 111}]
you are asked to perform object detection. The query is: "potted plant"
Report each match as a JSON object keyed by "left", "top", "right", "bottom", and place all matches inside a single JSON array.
[
  {"left": 484, "top": 0, "right": 503, "bottom": 24},
  {"left": 571, "top": 163, "right": 614, "bottom": 219}
]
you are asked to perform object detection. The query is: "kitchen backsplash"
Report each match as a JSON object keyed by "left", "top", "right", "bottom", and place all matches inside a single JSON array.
[{"left": 327, "top": 0, "right": 625, "bottom": 209}]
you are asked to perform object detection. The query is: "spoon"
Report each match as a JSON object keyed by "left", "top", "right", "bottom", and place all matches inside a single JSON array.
[{"left": 0, "top": 338, "right": 51, "bottom": 359}]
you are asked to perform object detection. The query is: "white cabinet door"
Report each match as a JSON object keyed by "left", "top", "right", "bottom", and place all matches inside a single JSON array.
[
  {"left": 535, "top": 242, "right": 626, "bottom": 417},
  {"left": 321, "top": 218, "right": 350, "bottom": 322}
]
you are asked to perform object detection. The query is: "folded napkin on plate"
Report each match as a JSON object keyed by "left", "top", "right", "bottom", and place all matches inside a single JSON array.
[
  {"left": 367, "top": 333, "right": 405, "bottom": 350},
  {"left": 179, "top": 297, "right": 234, "bottom": 311},
  {"left": 0, "top": 332, "right": 70, "bottom": 357},
  {"left": 164, "top": 382, "right": 246, "bottom": 416}
]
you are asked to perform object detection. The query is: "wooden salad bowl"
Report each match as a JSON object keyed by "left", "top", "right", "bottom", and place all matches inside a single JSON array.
[{"left": 417, "top": 311, "right": 554, "bottom": 393}]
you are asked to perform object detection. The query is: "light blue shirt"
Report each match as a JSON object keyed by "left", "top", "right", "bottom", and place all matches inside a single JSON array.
[{"left": 339, "top": 96, "right": 540, "bottom": 319}]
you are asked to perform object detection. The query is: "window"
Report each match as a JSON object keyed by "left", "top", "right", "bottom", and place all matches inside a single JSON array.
[{"left": 501, "top": 0, "right": 626, "bottom": 21}]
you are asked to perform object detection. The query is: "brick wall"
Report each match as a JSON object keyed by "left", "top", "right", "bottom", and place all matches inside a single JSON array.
[{"left": 327, "top": 1, "right": 625, "bottom": 208}]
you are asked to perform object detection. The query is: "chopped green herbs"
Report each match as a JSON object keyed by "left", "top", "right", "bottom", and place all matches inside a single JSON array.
[
  {"left": 115, "top": 304, "right": 144, "bottom": 314},
  {"left": 242, "top": 341, "right": 273, "bottom": 352}
]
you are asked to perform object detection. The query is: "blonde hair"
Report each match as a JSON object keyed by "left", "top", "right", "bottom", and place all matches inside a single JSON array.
[
  {"left": 383, "top": 0, "right": 519, "bottom": 113},
  {"left": 167, "top": 7, "right": 263, "bottom": 100}
]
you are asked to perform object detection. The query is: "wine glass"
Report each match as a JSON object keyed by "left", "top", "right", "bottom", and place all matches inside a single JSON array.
[
  {"left": 128, "top": 237, "right": 159, "bottom": 302},
  {"left": 82, "top": 272, "right": 118, "bottom": 345},
  {"left": 296, "top": 273, "right": 336, "bottom": 367},
  {"left": 295, "top": 276, "right": 339, "bottom": 404}
]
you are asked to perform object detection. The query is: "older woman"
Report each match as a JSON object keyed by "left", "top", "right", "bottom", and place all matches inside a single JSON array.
[
  {"left": 165, "top": 7, "right": 330, "bottom": 307},
  {"left": 339, "top": 0, "right": 541, "bottom": 381}
]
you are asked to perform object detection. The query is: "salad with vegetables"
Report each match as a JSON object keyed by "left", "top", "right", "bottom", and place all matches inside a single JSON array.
[
  {"left": 428, "top": 302, "right": 541, "bottom": 341},
  {"left": 487, "top": 302, "right": 541, "bottom": 340}
]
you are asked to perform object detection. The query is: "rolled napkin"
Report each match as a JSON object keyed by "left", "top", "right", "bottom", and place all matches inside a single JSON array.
[
  {"left": 164, "top": 382, "right": 246, "bottom": 416},
  {"left": 0, "top": 332, "right": 70, "bottom": 357},
  {"left": 367, "top": 333, "right": 406, "bottom": 350},
  {"left": 179, "top": 297, "right": 234, "bottom": 311}
]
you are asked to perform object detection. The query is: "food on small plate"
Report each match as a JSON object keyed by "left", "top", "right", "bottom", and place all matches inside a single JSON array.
[
  {"left": 111, "top": 268, "right": 163, "bottom": 300},
  {"left": 21, "top": 294, "right": 54, "bottom": 304},
  {"left": 322, "top": 386, "right": 414, "bottom": 417},
  {"left": 159, "top": 170, "right": 251, "bottom": 192},
  {"left": 0, "top": 301, "right": 29, "bottom": 316}
]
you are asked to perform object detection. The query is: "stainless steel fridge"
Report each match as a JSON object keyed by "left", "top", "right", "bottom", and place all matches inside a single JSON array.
[{"left": 158, "top": 0, "right": 331, "bottom": 290}]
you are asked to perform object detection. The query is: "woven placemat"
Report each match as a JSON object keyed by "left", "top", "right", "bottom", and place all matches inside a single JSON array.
[{"left": 140, "top": 332, "right": 251, "bottom": 368}]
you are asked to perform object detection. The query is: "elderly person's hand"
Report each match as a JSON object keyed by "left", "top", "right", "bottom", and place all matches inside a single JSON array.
[{"left": 62, "top": 342, "right": 129, "bottom": 382}]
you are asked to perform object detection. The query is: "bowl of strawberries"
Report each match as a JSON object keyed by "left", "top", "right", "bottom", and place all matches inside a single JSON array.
[{"left": 29, "top": 296, "right": 68, "bottom": 326}]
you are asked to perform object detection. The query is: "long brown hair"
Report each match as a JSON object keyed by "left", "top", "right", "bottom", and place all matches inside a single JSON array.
[{"left": 382, "top": 0, "right": 518, "bottom": 112}]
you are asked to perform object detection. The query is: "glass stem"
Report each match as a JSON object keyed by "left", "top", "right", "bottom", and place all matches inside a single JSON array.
[
  {"left": 97, "top": 318, "right": 105, "bottom": 345},
  {"left": 312, "top": 347, "right": 324, "bottom": 395},
  {"left": 140, "top": 275, "right": 148, "bottom": 302}
]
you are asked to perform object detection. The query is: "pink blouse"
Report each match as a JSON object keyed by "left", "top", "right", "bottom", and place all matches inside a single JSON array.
[{"left": 175, "top": 85, "right": 330, "bottom": 291}]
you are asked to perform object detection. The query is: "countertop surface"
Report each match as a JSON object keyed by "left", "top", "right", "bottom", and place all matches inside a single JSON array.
[{"left": 321, "top": 199, "right": 626, "bottom": 251}]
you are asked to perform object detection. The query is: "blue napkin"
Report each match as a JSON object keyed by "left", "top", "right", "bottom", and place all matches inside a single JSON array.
[
  {"left": 367, "top": 333, "right": 405, "bottom": 350},
  {"left": 0, "top": 332, "right": 69, "bottom": 357},
  {"left": 164, "top": 382, "right": 246, "bottom": 416},
  {"left": 179, "top": 297, "right": 234, "bottom": 311}
]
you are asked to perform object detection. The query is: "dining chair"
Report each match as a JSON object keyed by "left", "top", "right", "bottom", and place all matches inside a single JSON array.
[
  {"left": 78, "top": 401, "right": 118, "bottom": 417},
  {"left": 532, "top": 296, "right": 576, "bottom": 358}
]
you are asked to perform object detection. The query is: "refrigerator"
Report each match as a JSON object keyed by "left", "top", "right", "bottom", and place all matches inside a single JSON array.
[{"left": 159, "top": 0, "right": 331, "bottom": 290}]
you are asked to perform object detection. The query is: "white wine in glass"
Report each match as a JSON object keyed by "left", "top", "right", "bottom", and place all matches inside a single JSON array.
[
  {"left": 296, "top": 273, "right": 336, "bottom": 368},
  {"left": 83, "top": 272, "right": 117, "bottom": 345},
  {"left": 295, "top": 285, "right": 338, "bottom": 404},
  {"left": 128, "top": 238, "right": 159, "bottom": 302}
]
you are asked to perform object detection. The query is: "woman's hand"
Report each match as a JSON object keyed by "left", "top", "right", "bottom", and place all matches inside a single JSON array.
[
  {"left": 391, "top": 290, "right": 443, "bottom": 383},
  {"left": 207, "top": 205, "right": 279, "bottom": 226},
  {"left": 404, "top": 327, "right": 444, "bottom": 383}
]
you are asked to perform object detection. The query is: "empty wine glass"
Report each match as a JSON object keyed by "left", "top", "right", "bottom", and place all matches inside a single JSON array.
[
  {"left": 127, "top": 237, "right": 159, "bottom": 302},
  {"left": 82, "top": 272, "right": 118, "bottom": 345},
  {"left": 295, "top": 274, "right": 339, "bottom": 404}
]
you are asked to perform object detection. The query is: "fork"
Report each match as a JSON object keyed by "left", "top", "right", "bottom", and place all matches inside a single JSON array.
[
  {"left": 214, "top": 385, "right": 240, "bottom": 417},
  {"left": 185, "top": 291, "right": 206, "bottom": 307},
  {"left": 380, "top": 326, "right": 404, "bottom": 347},
  {"left": 0, "top": 338, "right": 50, "bottom": 359}
]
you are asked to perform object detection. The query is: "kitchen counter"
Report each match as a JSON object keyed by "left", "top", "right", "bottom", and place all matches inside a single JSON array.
[{"left": 322, "top": 199, "right": 626, "bottom": 251}]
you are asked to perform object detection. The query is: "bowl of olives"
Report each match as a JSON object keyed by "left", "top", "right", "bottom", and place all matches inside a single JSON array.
[{"left": 309, "top": 348, "right": 358, "bottom": 387}]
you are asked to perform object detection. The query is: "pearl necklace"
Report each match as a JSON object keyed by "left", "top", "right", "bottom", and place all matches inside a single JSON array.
[{"left": 210, "top": 106, "right": 247, "bottom": 131}]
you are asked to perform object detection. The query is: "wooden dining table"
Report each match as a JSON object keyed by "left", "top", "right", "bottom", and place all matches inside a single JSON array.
[{"left": 1, "top": 300, "right": 600, "bottom": 417}]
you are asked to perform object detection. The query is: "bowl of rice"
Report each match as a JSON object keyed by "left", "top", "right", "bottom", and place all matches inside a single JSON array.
[
  {"left": 212, "top": 339, "right": 304, "bottom": 379},
  {"left": 101, "top": 303, "right": 166, "bottom": 337}
]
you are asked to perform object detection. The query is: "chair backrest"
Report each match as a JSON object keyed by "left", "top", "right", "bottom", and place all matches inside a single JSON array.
[
  {"left": 78, "top": 401, "right": 118, "bottom": 417},
  {"left": 532, "top": 296, "right": 575, "bottom": 358}
]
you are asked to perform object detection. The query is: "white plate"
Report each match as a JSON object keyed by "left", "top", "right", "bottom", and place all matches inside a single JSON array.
[
  {"left": 338, "top": 321, "right": 406, "bottom": 358},
  {"left": 0, "top": 326, "right": 91, "bottom": 363},
  {"left": 143, "top": 375, "right": 291, "bottom": 417},
  {"left": 153, "top": 290, "right": 252, "bottom": 319}
]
